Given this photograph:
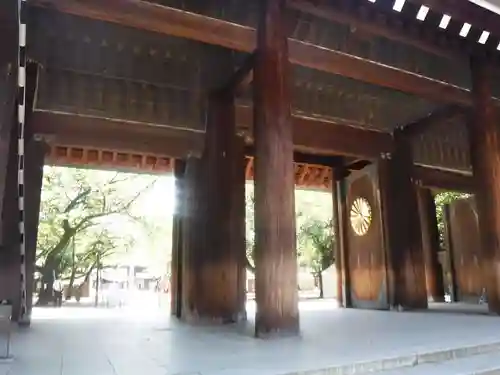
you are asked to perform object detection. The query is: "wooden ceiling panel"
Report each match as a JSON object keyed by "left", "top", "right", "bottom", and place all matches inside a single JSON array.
[
  {"left": 412, "top": 114, "right": 470, "bottom": 172},
  {"left": 29, "top": 0, "right": 473, "bottom": 106},
  {"left": 36, "top": 68, "right": 205, "bottom": 132},
  {"left": 287, "top": 5, "right": 472, "bottom": 90},
  {"left": 290, "top": 65, "right": 440, "bottom": 132},
  {"left": 28, "top": 7, "right": 207, "bottom": 90}
]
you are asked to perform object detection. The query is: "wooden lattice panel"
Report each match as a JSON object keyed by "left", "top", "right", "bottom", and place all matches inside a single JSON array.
[
  {"left": 244, "top": 156, "right": 332, "bottom": 189},
  {"left": 47, "top": 145, "right": 175, "bottom": 173},
  {"left": 47, "top": 146, "right": 332, "bottom": 188}
]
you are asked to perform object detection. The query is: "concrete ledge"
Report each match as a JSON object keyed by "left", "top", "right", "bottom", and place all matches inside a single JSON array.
[
  {"left": 0, "top": 356, "right": 14, "bottom": 364},
  {"left": 284, "top": 341, "right": 500, "bottom": 375}
]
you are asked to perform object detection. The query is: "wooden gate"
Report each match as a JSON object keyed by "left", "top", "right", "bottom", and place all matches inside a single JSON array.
[
  {"left": 446, "top": 198, "right": 484, "bottom": 303},
  {"left": 346, "top": 165, "right": 389, "bottom": 309}
]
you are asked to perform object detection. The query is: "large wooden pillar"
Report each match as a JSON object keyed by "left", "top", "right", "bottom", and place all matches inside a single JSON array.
[
  {"left": 416, "top": 188, "right": 445, "bottom": 302},
  {"left": 468, "top": 56, "right": 500, "bottom": 314},
  {"left": 180, "top": 91, "right": 246, "bottom": 323},
  {"left": 381, "top": 132, "right": 428, "bottom": 310},
  {"left": 171, "top": 159, "right": 186, "bottom": 318},
  {"left": 0, "top": 0, "right": 18, "bottom": 244},
  {"left": 0, "top": 122, "right": 20, "bottom": 318},
  {"left": 253, "top": 0, "right": 299, "bottom": 336},
  {"left": 331, "top": 169, "right": 345, "bottom": 307},
  {"left": 336, "top": 176, "right": 352, "bottom": 307}
]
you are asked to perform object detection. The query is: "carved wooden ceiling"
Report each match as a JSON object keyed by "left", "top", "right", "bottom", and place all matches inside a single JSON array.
[
  {"left": 45, "top": 144, "right": 335, "bottom": 189},
  {"left": 25, "top": 0, "right": 500, "bottom": 176},
  {"left": 45, "top": 144, "right": 474, "bottom": 192}
]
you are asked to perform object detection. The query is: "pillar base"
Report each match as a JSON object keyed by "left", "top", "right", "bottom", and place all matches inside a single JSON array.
[
  {"left": 255, "top": 313, "right": 300, "bottom": 338},
  {"left": 255, "top": 325, "right": 300, "bottom": 339}
]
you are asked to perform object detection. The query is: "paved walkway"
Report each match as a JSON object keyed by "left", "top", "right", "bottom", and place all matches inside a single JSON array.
[{"left": 1, "top": 300, "right": 500, "bottom": 375}]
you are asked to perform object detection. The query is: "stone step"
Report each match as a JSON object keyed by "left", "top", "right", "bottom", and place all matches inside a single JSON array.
[
  {"left": 283, "top": 341, "right": 500, "bottom": 375},
  {"left": 365, "top": 352, "right": 500, "bottom": 375}
]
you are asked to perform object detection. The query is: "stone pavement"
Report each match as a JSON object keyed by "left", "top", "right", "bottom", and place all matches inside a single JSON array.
[{"left": 1, "top": 300, "right": 500, "bottom": 375}]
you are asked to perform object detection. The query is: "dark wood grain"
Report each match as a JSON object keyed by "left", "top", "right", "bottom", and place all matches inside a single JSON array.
[
  {"left": 0, "top": 0, "right": 18, "bottom": 247},
  {"left": 170, "top": 159, "right": 186, "bottom": 318},
  {"left": 253, "top": 0, "right": 299, "bottom": 337},
  {"left": 468, "top": 55, "right": 500, "bottom": 314},
  {"left": 331, "top": 169, "right": 343, "bottom": 306},
  {"left": 381, "top": 133, "right": 428, "bottom": 310},
  {"left": 447, "top": 198, "right": 484, "bottom": 303},
  {"left": 30, "top": 0, "right": 473, "bottom": 105},
  {"left": 416, "top": 188, "right": 445, "bottom": 302}
]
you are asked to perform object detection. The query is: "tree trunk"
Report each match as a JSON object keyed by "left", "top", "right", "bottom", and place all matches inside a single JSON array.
[
  {"left": 318, "top": 271, "right": 324, "bottom": 299},
  {"left": 94, "top": 255, "right": 100, "bottom": 307},
  {"left": 66, "top": 237, "right": 77, "bottom": 299},
  {"left": 66, "top": 265, "right": 77, "bottom": 300},
  {"left": 37, "top": 267, "right": 55, "bottom": 306}
]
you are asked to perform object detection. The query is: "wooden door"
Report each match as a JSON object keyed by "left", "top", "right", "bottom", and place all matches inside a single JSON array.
[
  {"left": 346, "top": 166, "right": 388, "bottom": 309},
  {"left": 447, "top": 198, "right": 484, "bottom": 303}
]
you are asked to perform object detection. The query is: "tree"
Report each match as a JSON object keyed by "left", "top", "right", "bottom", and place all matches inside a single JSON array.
[
  {"left": 65, "top": 228, "right": 136, "bottom": 299},
  {"left": 35, "top": 167, "right": 155, "bottom": 305},
  {"left": 245, "top": 192, "right": 256, "bottom": 272},
  {"left": 298, "top": 218, "right": 334, "bottom": 298},
  {"left": 434, "top": 191, "right": 470, "bottom": 249}
]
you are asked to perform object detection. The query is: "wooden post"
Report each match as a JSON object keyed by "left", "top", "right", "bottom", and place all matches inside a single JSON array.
[
  {"left": 468, "top": 55, "right": 500, "bottom": 314},
  {"left": 180, "top": 156, "right": 201, "bottom": 320},
  {"left": 337, "top": 177, "right": 352, "bottom": 307},
  {"left": 253, "top": 0, "right": 299, "bottom": 336},
  {"left": 231, "top": 134, "right": 247, "bottom": 321},
  {"left": 383, "top": 132, "right": 428, "bottom": 310},
  {"left": 416, "top": 188, "right": 445, "bottom": 302},
  {"left": 171, "top": 159, "right": 186, "bottom": 318},
  {"left": 0, "top": 123, "right": 20, "bottom": 318},
  {"left": 0, "top": 0, "right": 18, "bottom": 245},
  {"left": 180, "top": 91, "right": 246, "bottom": 323},
  {"left": 198, "top": 91, "right": 244, "bottom": 322},
  {"left": 331, "top": 170, "right": 343, "bottom": 307}
]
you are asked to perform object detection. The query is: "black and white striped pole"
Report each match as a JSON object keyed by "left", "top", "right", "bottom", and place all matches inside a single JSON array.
[{"left": 17, "top": 0, "right": 28, "bottom": 324}]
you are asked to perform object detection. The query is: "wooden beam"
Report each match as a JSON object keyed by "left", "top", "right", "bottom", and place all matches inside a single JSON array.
[
  {"left": 288, "top": 0, "right": 460, "bottom": 59},
  {"left": 221, "top": 52, "right": 256, "bottom": 95},
  {"left": 414, "top": 165, "right": 475, "bottom": 192},
  {"left": 236, "top": 106, "right": 394, "bottom": 159},
  {"left": 345, "top": 159, "right": 371, "bottom": 171},
  {"left": 400, "top": 105, "right": 465, "bottom": 137},
  {"left": 244, "top": 145, "right": 342, "bottom": 166},
  {"left": 34, "top": 108, "right": 391, "bottom": 161},
  {"left": 31, "top": 111, "right": 204, "bottom": 158},
  {"left": 30, "top": 0, "right": 472, "bottom": 105}
]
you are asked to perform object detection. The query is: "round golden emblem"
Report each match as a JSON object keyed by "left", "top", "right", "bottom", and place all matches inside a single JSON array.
[{"left": 350, "top": 197, "right": 372, "bottom": 236}]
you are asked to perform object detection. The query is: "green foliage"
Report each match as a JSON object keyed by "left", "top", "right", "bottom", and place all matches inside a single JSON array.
[
  {"left": 298, "top": 218, "right": 334, "bottom": 274},
  {"left": 244, "top": 185, "right": 332, "bottom": 273},
  {"left": 36, "top": 167, "right": 157, "bottom": 299},
  {"left": 245, "top": 192, "right": 256, "bottom": 271},
  {"left": 434, "top": 191, "right": 470, "bottom": 248}
]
